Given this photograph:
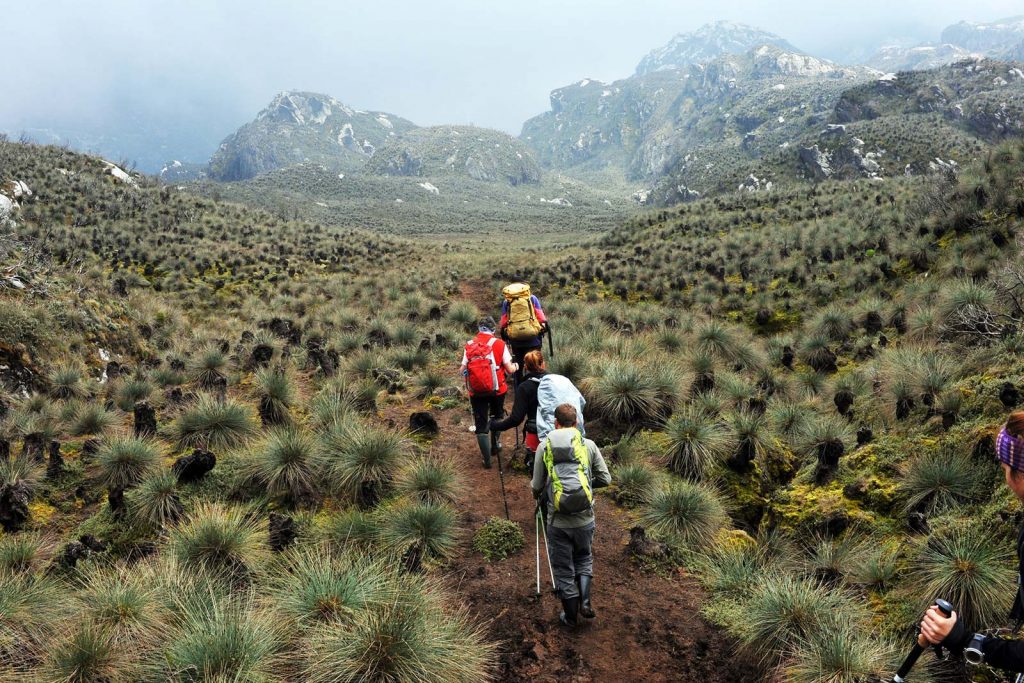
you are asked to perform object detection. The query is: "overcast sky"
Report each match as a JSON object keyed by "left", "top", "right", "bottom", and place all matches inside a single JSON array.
[{"left": 2, "top": 0, "right": 1021, "bottom": 168}]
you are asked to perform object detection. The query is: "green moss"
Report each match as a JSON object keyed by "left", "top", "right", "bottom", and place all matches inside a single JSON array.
[{"left": 472, "top": 517, "right": 525, "bottom": 562}]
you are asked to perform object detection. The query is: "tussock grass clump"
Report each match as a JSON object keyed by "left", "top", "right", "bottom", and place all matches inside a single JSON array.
[
  {"left": 191, "top": 345, "right": 230, "bottom": 390},
  {"left": 253, "top": 367, "right": 297, "bottom": 426},
  {"left": 582, "top": 360, "right": 669, "bottom": 432},
  {"left": 322, "top": 509, "right": 380, "bottom": 550},
  {"left": 68, "top": 402, "right": 120, "bottom": 437},
  {"left": 611, "top": 462, "right": 659, "bottom": 507},
  {"left": 168, "top": 503, "right": 268, "bottom": 578},
  {"left": 301, "top": 594, "right": 493, "bottom": 683},
  {"left": 735, "top": 573, "right": 854, "bottom": 662},
  {"left": 320, "top": 422, "right": 409, "bottom": 507},
  {"left": 43, "top": 621, "right": 132, "bottom": 683},
  {"left": 664, "top": 408, "right": 733, "bottom": 479},
  {"left": 640, "top": 481, "right": 728, "bottom": 550},
  {"left": 381, "top": 501, "right": 459, "bottom": 564},
  {"left": 900, "top": 447, "right": 989, "bottom": 515},
  {"left": 0, "top": 533, "right": 51, "bottom": 574},
  {"left": 114, "top": 377, "right": 154, "bottom": 412},
  {"left": 783, "top": 622, "right": 895, "bottom": 683},
  {"left": 96, "top": 436, "right": 161, "bottom": 494},
  {"left": 244, "top": 426, "right": 322, "bottom": 508},
  {"left": 48, "top": 359, "right": 88, "bottom": 401},
  {"left": 170, "top": 394, "right": 257, "bottom": 450},
  {"left": 0, "top": 570, "right": 62, "bottom": 672},
  {"left": 128, "top": 468, "right": 183, "bottom": 528},
  {"left": 909, "top": 523, "right": 1014, "bottom": 627},
  {"left": 395, "top": 456, "right": 461, "bottom": 506}
]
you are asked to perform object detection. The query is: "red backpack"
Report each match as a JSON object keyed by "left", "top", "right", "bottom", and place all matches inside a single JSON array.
[{"left": 465, "top": 337, "right": 499, "bottom": 396}]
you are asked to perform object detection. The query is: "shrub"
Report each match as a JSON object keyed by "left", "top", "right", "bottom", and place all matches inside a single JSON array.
[
  {"left": 664, "top": 408, "right": 733, "bottom": 479},
  {"left": 244, "top": 426, "right": 322, "bottom": 508},
  {"left": 784, "top": 621, "right": 894, "bottom": 683},
  {"left": 472, "top": 517, "right": 525, "bottom": 561},
  {"left": 170, "top": 394, "right": 257, "bottom": 450},
  {"left": 900, "top": 447, "right": 988, "bottom": 515},
  {"left": 640, "top": 481, "right": 728, "bottom": 550}
]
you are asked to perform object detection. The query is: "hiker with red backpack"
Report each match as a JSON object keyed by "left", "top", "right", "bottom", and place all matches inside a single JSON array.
[
  {"left": 500, "top": 283, "right": 549, "bottom": 386},
  {"left": 461, "top": 316, "right": 518, "bottom": 468},
  {"left": 489, "top": 349, "right": 548, "bottom": 469}
]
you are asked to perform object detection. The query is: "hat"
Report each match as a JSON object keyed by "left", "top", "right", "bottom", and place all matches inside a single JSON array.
[
  {"left": 478, "top": 316, "right": 497, "bottom": 334},
  {"left": 997, "top": 426, "right": 1024, "bottom": 471}
]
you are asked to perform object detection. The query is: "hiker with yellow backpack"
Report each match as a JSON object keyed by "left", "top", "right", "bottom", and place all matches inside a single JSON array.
[
  {"left": 533, "top": 403, "right": 610, "bottom": 629},
  {"left": 499, "top": 282, "right": 549, "bottom": 387}
]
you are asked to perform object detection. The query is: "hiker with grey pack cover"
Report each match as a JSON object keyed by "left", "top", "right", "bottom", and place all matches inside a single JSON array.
[{"left": 533, "top": 403, "right": 610, "bottom": 628}]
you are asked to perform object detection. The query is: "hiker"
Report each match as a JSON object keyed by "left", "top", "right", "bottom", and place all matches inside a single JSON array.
[
  {"left": 461, "top": 316, "right": 517, "bottom": 469},
  {"left": 500, "top": 282, "right": 548, "bottom": 386},
  {"left": 489, "top": 349, "right": 548, "bottom": 469},
  {"left": 533, "top": 403, "right": 610, "bottom": 628},
  {"left": 915, "top": 410, "right": 1024, "bottom": 672}
]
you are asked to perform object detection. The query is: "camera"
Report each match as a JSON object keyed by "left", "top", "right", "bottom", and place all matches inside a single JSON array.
[{"left": 965, "top": 633, "right": 987, "bottom": 666}]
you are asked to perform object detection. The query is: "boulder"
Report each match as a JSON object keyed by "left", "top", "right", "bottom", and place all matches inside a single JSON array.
[
  {"left": 133, "top": 401, "right": 157, "bottom": 437},
  {"left": 1000, "top": 382, "right": 1021, "bottom": 407},
  {"left": 0, "top": 480, "right": 31, "bottom": 532},
  {"left": 173, "top": 448, "right": 216, "bottom": 483},
  {"left": 798, "top": 145, "right": 833, "bottom": 180},
  {"left": 626, "top": 526, "right": 668, "bottom": 559},
  {"left": 268, "top": 512, "right": 297, "bottom": 552},
  {"left": 409, "top": 412, "right": 439, "bottom": 435}
]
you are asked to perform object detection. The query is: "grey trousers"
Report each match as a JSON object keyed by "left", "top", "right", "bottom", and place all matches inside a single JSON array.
[{"left": 546, "top": 521, "right": 595, "bottom": 599}]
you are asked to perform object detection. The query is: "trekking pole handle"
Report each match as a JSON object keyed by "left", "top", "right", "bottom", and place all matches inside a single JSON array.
[{"left": 891, "top": 599, "right": 954, "bottom": 683}]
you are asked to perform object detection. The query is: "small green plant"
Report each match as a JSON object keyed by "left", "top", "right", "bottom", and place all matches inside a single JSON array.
[{"left": 472, "top": 517, "right": 525, "bottom": 561}]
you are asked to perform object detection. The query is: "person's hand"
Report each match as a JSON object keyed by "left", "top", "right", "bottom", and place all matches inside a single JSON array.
[
  {"left": 488, "top": 418, "right": 501, "bottom": 432},
  {"left": 919, "top": 606, "right": 959, "bottom": 646},
  {"left": 508, "top": 362, "right": 519, "bottom": 374}
]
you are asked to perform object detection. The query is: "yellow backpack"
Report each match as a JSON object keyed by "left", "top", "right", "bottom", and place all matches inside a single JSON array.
[{"left": 503, "top": 283, "right": 543, "bottom": 341}]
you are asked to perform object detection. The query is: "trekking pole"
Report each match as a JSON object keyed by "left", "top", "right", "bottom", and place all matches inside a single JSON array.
[
  {"left": 546, "top": 323, "right": 554, "bottom": 359},
  {"left": 538, "top": 504, "right": 556, "bottom": 590},
  {"left": 535, "top": 507, "right": 541, "bottom": 596},
  {"left": 890, "top": 599, "right": 954, "bottom": 683},
  {"left": 493, "top": 431, "right": 511, "bottom": 520}
]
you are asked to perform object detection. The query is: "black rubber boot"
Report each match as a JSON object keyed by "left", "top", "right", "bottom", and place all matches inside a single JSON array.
[
  {"left": 476, "top": 434, "right": 492, "bottom": 469},
  {"left": 578, "top": 575, "right": 595, "bottom": 619},
  {"left": 559, "top": 596, "right": 580, "bottom": 628}
]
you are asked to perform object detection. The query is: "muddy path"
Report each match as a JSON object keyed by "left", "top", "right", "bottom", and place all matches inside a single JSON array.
[{"left": 393, "top": 279, "right": 762, "bottom": 682}]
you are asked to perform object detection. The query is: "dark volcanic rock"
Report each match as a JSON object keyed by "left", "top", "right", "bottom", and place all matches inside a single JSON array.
[
  {"left": 0, "top": 480, "right": 31, "bottom": 531},
  {"left": 268, "top": 512, "right": 297, "bottom": 552},
  {"left": 173, "top": 449, "right": 216, "bottom": 483},
  {"left": 133, "top": 401, "right": 157, "bottom": 437},
  {"left": 46, "top": 440, "right": 63, "bottom": 479},
  {"left": 626, "top": 526, "right": 669, "bottom": 559},
  {"left": 1000, "top": 382, "right": 1021, "bottom": 408},
  {"left": 409, "top": 411, "right": 439, "bottom": 435}
]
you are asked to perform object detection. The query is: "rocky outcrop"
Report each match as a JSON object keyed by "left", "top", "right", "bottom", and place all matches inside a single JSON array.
[
  {"left": 208, "top": 91, "right": 417, "bottom": 181},
  {"left": 799, "top": 145, "right": 833, "bottom": 180},
  {"left": 635, "top": 21, "right": 801, "bottom": 75}
]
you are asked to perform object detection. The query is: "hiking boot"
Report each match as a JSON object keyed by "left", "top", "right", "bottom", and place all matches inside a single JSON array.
[
  {"left": 476, "top": 434, "right": 492, "bottom": 469},
  {"left": 559, "top": 596, "right": 580, "bottom": 628},
  {"left": 578, "top": 575, "right": 595, "bottom": 619}
]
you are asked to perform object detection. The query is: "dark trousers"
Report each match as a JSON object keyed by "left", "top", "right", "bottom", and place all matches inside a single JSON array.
[
  {"left": 546, "top": 521, "right": 595, "bottom": 599},
  {"left": 470, "top": 393, "right": 506, "bottom": 434},
  {"left": 509, "top": 341, "right": 541, "bottom": 387}
]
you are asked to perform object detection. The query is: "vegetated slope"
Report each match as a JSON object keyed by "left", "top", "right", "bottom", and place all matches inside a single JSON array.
[
  {"left": 0, "top": 138, "right": 756, "bottom": 682},
  {"left": 365, "top": 125, "right": 542, "bottom": 186},
  {"left": 190, "top": 161, "right": 632, "bottom": 238},
  {"left": 497, "top": 138, "right": 1024, "bottom": 681},
  {"left": 207, "top": 91, "right": 417, "bottom": 181}
]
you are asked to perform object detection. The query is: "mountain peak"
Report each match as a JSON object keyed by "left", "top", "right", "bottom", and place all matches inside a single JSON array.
[{"left": 636, "top": 21, "right": 801, "bottom": 75}]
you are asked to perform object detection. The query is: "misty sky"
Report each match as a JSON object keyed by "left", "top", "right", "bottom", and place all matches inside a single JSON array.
[{"left": 2, "top": 0, "right": 1021, "bottom": 170}]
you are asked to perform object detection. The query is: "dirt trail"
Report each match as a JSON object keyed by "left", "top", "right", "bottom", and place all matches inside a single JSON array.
[{"left": 413, "top": 280, "right": 760, "bottom": 682}]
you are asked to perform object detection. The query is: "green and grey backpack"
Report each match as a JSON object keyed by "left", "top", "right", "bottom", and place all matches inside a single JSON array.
[{"left": 542, "top": 429, "right": 594, "bottom": 514}]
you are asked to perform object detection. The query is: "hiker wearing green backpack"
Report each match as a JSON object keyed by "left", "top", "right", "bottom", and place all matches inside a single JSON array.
[
  {"left": 532, "top": 403, "right": 610, "bottom": 628},
  {"left": 499, "top": 282, "right": 548, "bottom": 386}
]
